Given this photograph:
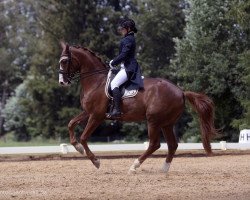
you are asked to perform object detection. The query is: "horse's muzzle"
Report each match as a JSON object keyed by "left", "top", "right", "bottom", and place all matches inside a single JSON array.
[{"left": 59, "top": 74, "right": 70, "bottom": 86}]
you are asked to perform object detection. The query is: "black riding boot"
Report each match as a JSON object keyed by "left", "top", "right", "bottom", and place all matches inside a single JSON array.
[{"left": 110, "top": 87, "right": 122, "bottom": 118}]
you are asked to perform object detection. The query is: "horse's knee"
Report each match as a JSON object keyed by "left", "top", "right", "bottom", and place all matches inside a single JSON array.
[
  {"left": 68, "top": 118, "right": 82, "bottom": 130},
  {"left": 68, "top": 113, "right": 86, "bottom": 130}
]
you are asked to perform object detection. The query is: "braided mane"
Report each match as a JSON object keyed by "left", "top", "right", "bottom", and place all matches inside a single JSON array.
[{"left": 72, "top": 45, "right": 107, "bottom": 68}]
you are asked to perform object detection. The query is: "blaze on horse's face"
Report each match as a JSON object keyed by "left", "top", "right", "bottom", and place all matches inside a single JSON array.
[{"left": 59, "top": 42, "right": 72, "bottom": 86}]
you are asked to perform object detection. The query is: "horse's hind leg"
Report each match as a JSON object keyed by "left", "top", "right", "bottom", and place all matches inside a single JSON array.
[
  {"left": 129, "top": 123, "right": 161, "bottom": 174},
  {"left": 161, "top": 125, "right": 178, "bottom": 173},
  {"left": 68, "top": 111, "right": 89, "bottom": 154}
]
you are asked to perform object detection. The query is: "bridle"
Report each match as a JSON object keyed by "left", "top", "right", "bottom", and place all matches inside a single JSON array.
[
  {"left": 59, "top": 53, "right": 74, "bottom": 83},
  {"left": 59, "top": 47, "right": 109, "bottom": 82}
]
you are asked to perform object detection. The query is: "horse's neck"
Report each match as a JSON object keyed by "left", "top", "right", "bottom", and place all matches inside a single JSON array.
[
  {"left": 80, "top": 74, "right": 106, "bottom": 94},
  {"left": 78, "top": 49, "right": 107, "bottom": 95},
  {"left": 79, "top": 62, "right": 107, "bottom": 94}
]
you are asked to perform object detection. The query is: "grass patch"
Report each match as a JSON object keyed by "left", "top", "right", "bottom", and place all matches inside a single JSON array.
[
  {"left": 0, "top": 133, "right": 141, "bottom": 147},
  {"left": 0, "top": 132, "right": 70, "bottom": 147},
  {"left": 0, "top": 140, "right": 62, "bottom": 147}
]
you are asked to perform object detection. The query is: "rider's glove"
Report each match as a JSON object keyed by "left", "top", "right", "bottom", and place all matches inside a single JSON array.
[
  {"left": 109, "top": 60, "right": 115, "bottom": 69},
  {"left": 120, "top": 63, "right": 125, "bottom": 69}
]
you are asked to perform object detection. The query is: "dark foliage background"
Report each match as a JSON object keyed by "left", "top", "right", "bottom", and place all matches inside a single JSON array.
[{"left": 0, "top": 0, "right": 249, "bottom": 143}]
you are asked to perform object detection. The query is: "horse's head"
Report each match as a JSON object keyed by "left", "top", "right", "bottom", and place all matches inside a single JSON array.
[
  {"left": 59, "top": 42, "right": 80, "bottom": 86},
  {"left": 59, "top": 42, "right": 109, "bottom": 86}
]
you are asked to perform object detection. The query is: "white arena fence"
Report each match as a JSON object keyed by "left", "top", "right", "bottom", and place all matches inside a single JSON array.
[{"left": 0, "top": 142, "right": 250, "bottom": 155}]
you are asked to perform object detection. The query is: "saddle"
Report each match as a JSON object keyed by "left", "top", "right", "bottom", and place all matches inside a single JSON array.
[
  {"left": 105, "top": 69, "right": 138, "bottom": 119},
  {"left": 105, "top": 69, "right": 138, "bottom": 100}
]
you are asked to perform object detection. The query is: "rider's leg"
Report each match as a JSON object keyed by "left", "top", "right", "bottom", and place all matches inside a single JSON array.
[
  {"left": 110, "top": 68, "right": 128, "bottom": 118},
  {"left": 111, "top": 68, "right": 128, "bottom": 90}
]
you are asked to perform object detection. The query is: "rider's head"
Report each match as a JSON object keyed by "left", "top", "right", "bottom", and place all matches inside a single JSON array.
[{"left": 117, "top": 18, "right": 137, "bottom": 36}]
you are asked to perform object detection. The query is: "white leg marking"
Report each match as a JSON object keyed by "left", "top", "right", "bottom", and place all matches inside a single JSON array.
[
  {"left": 128, "top": 159, "right": 141, "bottom": 174},
  {"left": 75, "top": 143, "right": 84, "bottom": 155},
  {"left": 161, "top": 161, "right": 171, "bottom": 173},
  {"left": 93, "top": 159, "right": 100, "bottom": 169}
]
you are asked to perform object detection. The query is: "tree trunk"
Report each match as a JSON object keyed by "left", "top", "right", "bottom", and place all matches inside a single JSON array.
[{"left": 0, "top": 80, "right": 8, "bottom": 137}]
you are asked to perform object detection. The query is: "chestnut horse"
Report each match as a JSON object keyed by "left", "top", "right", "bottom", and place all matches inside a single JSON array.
[{"left": 59, "top": 42, "right": 217, "bottom": 174}]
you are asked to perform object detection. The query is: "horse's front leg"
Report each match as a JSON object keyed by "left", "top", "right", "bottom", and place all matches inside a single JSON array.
[
  {"left": 68, "top": 111, "right": 89, "bottom": 154},
  {"left": 79, "top": 115, "right": 103, "bottom": 169}
]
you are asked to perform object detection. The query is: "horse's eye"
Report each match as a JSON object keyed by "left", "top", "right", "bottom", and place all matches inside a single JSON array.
[{"left": 61, "top": 59, "right": 68, "bottom": 65}]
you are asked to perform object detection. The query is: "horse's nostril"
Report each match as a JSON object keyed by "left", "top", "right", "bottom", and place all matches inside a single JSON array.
[{"left": 60, "top": 81, "right": 64, "bottom": 85}]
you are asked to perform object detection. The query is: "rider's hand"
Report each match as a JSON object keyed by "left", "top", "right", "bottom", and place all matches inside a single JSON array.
[{"left": 109, "top": 60, "right": 115, "bottom": 69}]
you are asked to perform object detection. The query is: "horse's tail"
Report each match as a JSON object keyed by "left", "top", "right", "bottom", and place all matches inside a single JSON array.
[{"left": 184, "top": 91, "right": 217, "bottom": 155}]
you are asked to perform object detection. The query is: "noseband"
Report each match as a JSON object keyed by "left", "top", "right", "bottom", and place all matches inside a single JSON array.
[{"left": 59, "top": 47, "right": 109, "bottom": 82}]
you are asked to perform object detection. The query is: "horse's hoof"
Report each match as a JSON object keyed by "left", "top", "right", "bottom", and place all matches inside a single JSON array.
[
  {"left": 93, "top": 159, "right": 100, "bottom": 169},
  {"left": 128, "top": 168, "right": 136, "bottom": 175},
  {"left": 128, "top": 159, "right": 141, "bottom": 174},
  {"left": 161, "top": 162, "right": 170, "bottom": 173},
  {"left": 75, "top": 143, "right": 84, "bottom": 155}
]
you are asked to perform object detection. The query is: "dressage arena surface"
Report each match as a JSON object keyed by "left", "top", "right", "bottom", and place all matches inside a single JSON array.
[{"left": 0, "top": 150, "right": 250, "bottom": 200}]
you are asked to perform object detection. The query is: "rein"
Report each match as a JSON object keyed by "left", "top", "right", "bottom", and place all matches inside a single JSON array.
[{"left": 71, "top": 68, "right": 109, "bottom": 81}]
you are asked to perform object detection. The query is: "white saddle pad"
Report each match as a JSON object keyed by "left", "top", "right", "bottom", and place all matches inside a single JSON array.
[{"left": 105, "top": 70, "right": 138, "bottom": 100}]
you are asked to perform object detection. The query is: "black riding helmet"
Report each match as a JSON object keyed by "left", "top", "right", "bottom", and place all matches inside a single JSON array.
[{"left": 118, "top": 18, "right": 138, "bottom": 33}]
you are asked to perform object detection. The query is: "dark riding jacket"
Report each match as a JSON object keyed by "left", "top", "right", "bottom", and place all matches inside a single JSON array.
[{"left": 111, "top": 32, "right": 144, "bottom": 90}]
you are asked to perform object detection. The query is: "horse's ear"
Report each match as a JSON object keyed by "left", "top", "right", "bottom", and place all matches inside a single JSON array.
[
  {"left": 65, "top": 43, "right": 69, "bottom": 53},
  {"left": 60, "top": 41, "right": 66, "bottom": 49}
]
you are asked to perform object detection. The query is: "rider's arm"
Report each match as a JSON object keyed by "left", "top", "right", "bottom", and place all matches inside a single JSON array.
[{"left": 111, "top": 38, "right": 132, "bottom": 66}]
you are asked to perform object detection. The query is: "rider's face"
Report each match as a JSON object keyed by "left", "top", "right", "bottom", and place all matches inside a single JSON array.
[{"left": 118, "top": 27, "right": 128, "bottom": 36}]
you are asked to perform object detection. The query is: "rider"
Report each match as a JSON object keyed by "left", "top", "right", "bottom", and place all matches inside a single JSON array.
[{"left": 109, "top": 18, "right": 144, "bottom": 118}]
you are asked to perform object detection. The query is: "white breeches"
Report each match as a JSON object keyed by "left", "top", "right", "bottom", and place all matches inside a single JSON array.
[{"left": 110, "top": 68, "right": 128, "bottom": 90}]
